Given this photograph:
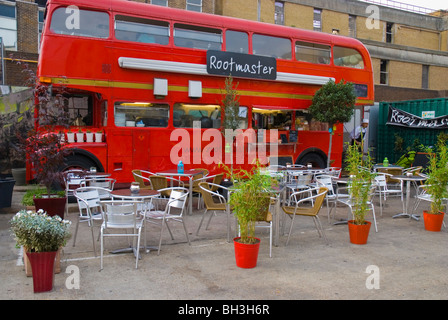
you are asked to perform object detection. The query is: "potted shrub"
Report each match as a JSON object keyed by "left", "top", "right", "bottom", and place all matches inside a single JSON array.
[
  {"left": 10, "top": 209, "right": 71, "bottom": 292},
  {"left": 344, "top": 142, "right": 376, "bottom": 244},
  {"left": 227, "top": 162, "right": 273, "bottom": 268},
  {"left": 95, "top": 129, "right": 103, "bottom": 143},
  {"left": 422, "top": 137, "right": 448, "bottom": 232},
  {"left": 76, "top": 128, "right": 84, "bottom": 143},
  {"left": 85, "top": 129, "right": 94, "bottom": 142},
  {"left": 66, "top": 129, "right": 75, "bottom": 143}
]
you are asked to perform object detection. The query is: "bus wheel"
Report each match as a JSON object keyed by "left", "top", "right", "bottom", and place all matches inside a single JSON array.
[
  {"left": 297, "top": 153, "right": 326, "bottom": 169},
  {"left": 62, "top": 154, "right": 97, "bottom": 173}
]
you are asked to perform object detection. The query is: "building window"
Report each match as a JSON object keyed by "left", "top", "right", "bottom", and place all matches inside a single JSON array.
[
  {"left": 422, "top": 65, "right": 429, "bottom": 89},
  {"left": 275, "top": 1, "right": 284, "bottom": 25},
  {"left": 313, "top": 9, "right": 322, "bottom": 32},
  {"left": 348, "top": 15, "right": 356, "bottom": 38},
  {"left": 386, "top": 22, "right": 393, "bottom": 43},
  {"left": 0, "top": 2, "right": 17, "bottom": 50},
  {"left": 186, "top": 0, "right": 202, "bottom": 12},
  {"left": 38, "top": 8, "right": 45, "bottom": 52},
  {"left": 380, "top": 60, "right": 389, "bottom": 85},
  {"left": 151, "top": 0, "right": 168, "bottom": 6}
]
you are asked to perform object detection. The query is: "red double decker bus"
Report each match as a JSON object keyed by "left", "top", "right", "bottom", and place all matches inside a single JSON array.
[{"left": 35, "top": 0, "right": 374, "bottom": 183}]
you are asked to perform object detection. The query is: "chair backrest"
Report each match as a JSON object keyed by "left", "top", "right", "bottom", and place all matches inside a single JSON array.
[
  {"left": 199, "top": 182, "right": 227, "bottom": 209},
  {"left": 74, "top": 187, "right": 106, "bottom": 218},
  {"left": 64, "top": 170, "right": 87, "bottom": 192},
  {"left": 313, "top": 187, "right": 329, "bottom": 213},
  {"left": 101, "top": 200, "right": 140, "bottom": 227},
  {"left": 132, "top": 169, "right": 152, "bottom": 188},
  {"left": 315, "top": 175, "right": 335, "bottom": 195},
  {"left": 150, "top": 175, "right": 167, "bottom": 190},
  {"left": 165, "top": 188, "right": 189, "bottom": 215},
  {"left": 374, "top": 174, "right": 387, "bottom": 188}
]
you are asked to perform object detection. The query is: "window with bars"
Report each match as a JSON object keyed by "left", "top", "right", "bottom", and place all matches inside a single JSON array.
[
  {"left": 348, "top": 15, "right": 356, "bottom": 38},
  {"left": 275, "top": 1, "right": 284, "bottom": 25},
  {"left": 380, "top": 60, "right": 389, "bottom": 85},
  {"left": 422, "top": 65, "right": 429, "bottom": 89},
  {"left": 186, "top": 0, "right": 202, "bottom": 12},
  {"left": 313, "top": 8, "right": 322, "bottom": 32},
  {"left": 151, "top": 0, "right": 168, "bottom": 6}
]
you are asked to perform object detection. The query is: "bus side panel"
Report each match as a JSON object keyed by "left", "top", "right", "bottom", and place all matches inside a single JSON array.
[{"left": 107, "top": 128, "right": 133, "bottom": 182}]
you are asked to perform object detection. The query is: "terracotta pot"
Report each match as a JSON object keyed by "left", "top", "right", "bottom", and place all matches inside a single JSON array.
[
  {"left": 233, "top": 237, "right": 260, "bottom": 268},
  {"left": 26, "top": 251, "right": 57, "bottom": 293},
  {"left": 33, "top": 195, "right": 67, "bottom": 219},
  {"left": 348, "top": 220, "right": 371, "bottom": 245},
  {"left": 423, "top": 211, "right": 445, "bottom": 232}
]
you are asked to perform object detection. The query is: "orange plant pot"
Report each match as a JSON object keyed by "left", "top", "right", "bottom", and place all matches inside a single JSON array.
[
  {"left": 423, "top": 211, "right": 445, "bottom": 232},
  {"left": 348, "top": 220, "right": 371, "bottom": 245}
]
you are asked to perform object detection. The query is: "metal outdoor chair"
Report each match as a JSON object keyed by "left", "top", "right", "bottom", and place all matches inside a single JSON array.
[
  {"left": 197, "top": 182, "right": 231, "bottom": 242},
  {"left": 99, "top": 200, "right": 143, "bottom": 269},
  {"left": 142, "top": 187, "right": 190, "bottom": 255},
  {"left": 281, "top": 187, "right": 329, "bottom": 246}
]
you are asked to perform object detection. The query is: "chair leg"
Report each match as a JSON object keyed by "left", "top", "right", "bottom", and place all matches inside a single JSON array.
[
  {"left": 286, "top": 214, "right": 296, "bottom": 246},
  {"left": 100, "top": 227, "right": 104, "bottom": 270},
  {"left": 371, "top": 204, "right": 378, "bottom": 232},
  {"left": 72, "top": 218, "right": 80, "bottom": 247},
  {"left": 157, "top": 219, "right": 165, "bottom": 256},
  {"left": 196, "top": 209, "right": 208, "bottom": 235},
  {"left": 182, "top": 219, "right": 191, "bottom": 246},
  {"left": 314, "top": 216, "right": 328, "bottom": 244},
  {"left": 135, "top": 229, "right": 141, "bottom": 269},
  {"left": 90, "top": 220, "right": 97, "bottom": 256},
  {"left": 269, "top": 221, "right": 272, "bottom": 258}
]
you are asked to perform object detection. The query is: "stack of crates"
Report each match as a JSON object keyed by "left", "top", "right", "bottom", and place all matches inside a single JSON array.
[{"left": 377, "top": 98, "right": 448, "bottom": 164}]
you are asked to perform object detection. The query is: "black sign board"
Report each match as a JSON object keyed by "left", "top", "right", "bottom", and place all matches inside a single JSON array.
[
  {"left": 289, "top": 130, "right": 298, "bottom": 142},
  {"left": 387, "top": 106, "right": 448, "bottom": 129},
  {"left": 206, "top": 50, "right": 277, "bottom": 80}
]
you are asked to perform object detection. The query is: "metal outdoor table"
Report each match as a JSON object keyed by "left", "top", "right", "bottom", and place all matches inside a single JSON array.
[
  {"left": 392, "top": 174, "right": 427, "bottom": 220},
  {"left": 156, "top": 169, "right": 203, "bottom": 216}
]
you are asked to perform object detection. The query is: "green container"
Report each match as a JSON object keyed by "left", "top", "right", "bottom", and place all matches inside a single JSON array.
[{"left": 377, "top": 98, "right": 448, "bottom": 164}]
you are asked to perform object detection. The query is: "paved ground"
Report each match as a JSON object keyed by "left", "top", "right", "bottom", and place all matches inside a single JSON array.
[{"left": 1, "top": 183, "right": 447, "bottom": 302}]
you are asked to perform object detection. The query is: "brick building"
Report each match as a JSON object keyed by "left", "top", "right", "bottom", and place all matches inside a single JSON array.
[{"left": 1, "top": 0, "right": 447, "bottom": 102}]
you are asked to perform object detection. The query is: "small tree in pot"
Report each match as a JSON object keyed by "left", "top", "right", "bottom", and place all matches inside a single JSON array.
[
  {"left": 227, "top": 162, "right": 274, "bottom": 268},
  {"left": 308, "top": 80, "right": 356, "bottom": 167},
  {"left": 422, "top": 135, "right": 448, "bottom": 231}
]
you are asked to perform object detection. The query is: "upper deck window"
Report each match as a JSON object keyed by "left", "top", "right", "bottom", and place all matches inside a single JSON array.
[
  {"left": 253, "top": 34, "right": 291, "bottom": 60},
  {"left": 115, "top": 15, "right": 169, "bottom": 45},
  {"left": 225, "top": 30, "right": 248, "bottom": 54},
  {"left": 333, "top": 46, "right": 364, "bottom": 69},
  {"left": 50, "top": 7, "right": 109, "bottom": 39},
  {"left": 174, "top": 24, "right": 222, "bottom": 50},
  {"left": 295, "top": 41, "right": 330, "bottom": 65}
]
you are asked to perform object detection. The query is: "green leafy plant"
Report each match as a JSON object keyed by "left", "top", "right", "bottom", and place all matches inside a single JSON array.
[
  {"left": 424, "top": 136, "right": 448, "bottom": 215},
  {"left": 22, "top": 186, "right": 65, "bottom": 206},
  {"left": 308, "top": 80, "right": 356, "bottom": 167},
  {"left": 344, "top": 142, "right": 375, "bottom": 225},
  {"left": 225, "top": 162, "right": 274, "bottom": 244},
  {"left": 10, "top": 209, "right": 71, "bottom": 252}
]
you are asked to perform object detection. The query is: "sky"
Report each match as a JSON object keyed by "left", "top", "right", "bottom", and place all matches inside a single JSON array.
[
  {"left": 360, "top": 0, "right": 447, "bottom": 11},
  {"left": 400, "top": 0, "right": 447, "bottom": 10}
]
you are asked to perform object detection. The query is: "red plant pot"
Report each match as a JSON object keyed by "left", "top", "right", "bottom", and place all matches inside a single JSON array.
[
  {"left": 26, "top": 251, "right": 57, "bottom": 293},
  {"left": 233, "top": 237, "right": 260, "bottom": 268},
  {"left": 423, "top": 211, "right": 445, "bottom": 232},
  {"left": 348, "top": 220, "right": 371, "bottom": 245},
  {"left": 33, "top": 196, "right": 67, "bottom": 219}
]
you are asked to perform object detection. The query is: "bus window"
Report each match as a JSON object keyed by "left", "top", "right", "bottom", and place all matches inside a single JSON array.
[
  {"left": 225, "top": 30, "right": 248, "bottom": 54},
  {"left": 174, "top": 24, "right": 222, "bottom": 50},
  {"left": 173, "top": 103, "right": 221, "bottom": 128},
  {"left": 333, "top": 46, "right": 364, "bottom": 69},
  {"left": 66, "top": 96, "right": 92, "bottom": 127},
  {"left": 50, "top": 8, "right": 109, "bottom": 39},
  {"left": 114, "top": 102, "right": 169, "bottom": 127},
  {"left": 115, "top": 15, "right": 169, "bottom": 45},
  {"left": 252, "top": 108, "right": 292, "bottom": 130},
  {"left": 252, "top": 34, "right": 291, "bottom": 60},
  {"left": 295, "top": 41, "right": 330, "bottom": 64}
]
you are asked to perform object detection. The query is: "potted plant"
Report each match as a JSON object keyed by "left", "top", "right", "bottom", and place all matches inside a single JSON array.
[
  {"left": 422, "top": 137, "right": 448, "bottom": 232},
  {"left": 76, "top": 128, "right": 84, "bottom": 143},
  {"left": 227, "top": 162, "right": 273, "bottom": 268},
  {"left": 308, "top": 80, "right": 356, "bottom": 167},
  {"left": 85, "top": 129, "right": 94, "bottom": 142},
  {"left": 10, "top": 209, "right": 71, "bottom": 292},
  {"left": 95, "top": 129, "right": 103, "bottom": 142},
  {"left": 66, "top": 129, "right": 75, "bottom": 143},
  {"left": 344, "top": 142, "right": 376, "bottom": 244}
]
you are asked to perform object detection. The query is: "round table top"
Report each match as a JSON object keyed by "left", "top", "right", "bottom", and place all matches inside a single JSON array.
[
  {"left": 393, "top": 174, "right": 427, "bottom": 181},
  {"left": 111, "top": 189, "right": 160, "bottom": 199}
]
